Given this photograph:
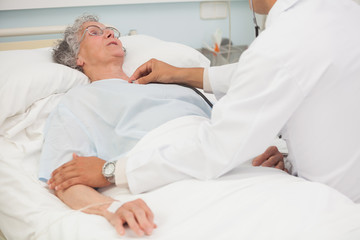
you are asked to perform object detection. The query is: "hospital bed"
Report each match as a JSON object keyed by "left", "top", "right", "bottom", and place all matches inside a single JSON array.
[{"left": 1, "top": 26, "right": 360, "bottom": 240}]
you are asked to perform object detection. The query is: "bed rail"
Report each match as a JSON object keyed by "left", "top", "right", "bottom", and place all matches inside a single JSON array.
[
  {"left": 0, "top": 25, "right": 65, "bottom": 50},
  {"left": 0, "top": 25, "right": 66, "bottom": 37}
]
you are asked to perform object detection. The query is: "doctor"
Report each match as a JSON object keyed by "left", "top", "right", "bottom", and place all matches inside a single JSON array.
[{"left": 123, "top": 0, "right": 360, "bottom": 202}]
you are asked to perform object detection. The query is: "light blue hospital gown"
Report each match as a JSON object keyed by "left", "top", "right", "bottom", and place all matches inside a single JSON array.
[{"left": 38, "top": 79, "right": 212, "bottom": 181}]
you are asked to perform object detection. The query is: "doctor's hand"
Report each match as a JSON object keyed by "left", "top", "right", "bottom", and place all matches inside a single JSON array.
[
  {"left": 129, "top": 58, "right": 204, "bottom": 89},
  {"left": 252, "top": 146, "right": 288, "bottom": 172},
  {"left": 48, "top": 153, "right": 111, "bottom": 191},
  {"left": 102, "top": 199, "right": 157, "bottom": 237}
]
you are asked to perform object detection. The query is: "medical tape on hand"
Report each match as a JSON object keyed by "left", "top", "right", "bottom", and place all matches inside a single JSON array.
[{"left": 107, "top": 201, "right": 123, "bottom": 213}]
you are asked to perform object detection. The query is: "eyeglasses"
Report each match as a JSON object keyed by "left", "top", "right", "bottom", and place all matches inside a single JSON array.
[{"left": 79, "top": 25, "right": 121, "bottom": 42}]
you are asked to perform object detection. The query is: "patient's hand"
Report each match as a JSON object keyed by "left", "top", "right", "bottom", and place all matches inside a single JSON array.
[
  {"left": 55, "top": 185, "right": 156, "bottom": 236},
  {"left": 101, "top": 199, "right": 157, "bottom": 236},
  {"left": 48, "top": 153, "right": 111, "bottom": 190},
  {"left": 252, "top": 146, "right": 288, "bottom": 172}
]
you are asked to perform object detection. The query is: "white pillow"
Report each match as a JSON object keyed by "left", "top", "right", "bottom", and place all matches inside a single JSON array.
[
  {"left": 0, "top": 35, "right": 210, "bottom": 126},
  {"left": 121, "top": 35, "right": 210, "bottom": 76},
  {"left": 0, "top": 49, "right": 89, "bottom": 127}
]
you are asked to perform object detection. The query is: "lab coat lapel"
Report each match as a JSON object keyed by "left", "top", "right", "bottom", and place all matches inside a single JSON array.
[{"left": 266, "top": 0, "right": 301, "bottom": 28}]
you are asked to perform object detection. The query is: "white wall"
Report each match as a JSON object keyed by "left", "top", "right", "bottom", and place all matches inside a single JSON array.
[
  {"left": 0, "top": 1, "right": 255, "bottom": 49},
  {"left": 0, "top": 0, "right": 242, "bottom": 11}
]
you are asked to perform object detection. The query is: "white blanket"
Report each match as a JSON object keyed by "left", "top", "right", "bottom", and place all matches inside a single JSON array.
[{"left": 1, "top": 93, "right": 360, "bottom": 239}]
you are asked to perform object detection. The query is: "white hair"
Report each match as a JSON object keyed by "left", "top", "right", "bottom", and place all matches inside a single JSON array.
[{"left": 52, "top": 14, "right": 99, "bottom": 72}]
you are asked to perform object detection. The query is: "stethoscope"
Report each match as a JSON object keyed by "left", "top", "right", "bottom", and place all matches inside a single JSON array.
[
  {"left": 149, "top": 83, "right": 214, "bottom": 108},
  {"left": 250, "top": 0, "right": 260, "bottom": 38},
  {"left": 177, "top": 84, "right": 213, "bottom": 108}
]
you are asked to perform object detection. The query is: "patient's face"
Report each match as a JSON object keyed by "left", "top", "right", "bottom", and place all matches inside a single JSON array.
[{"left": 76, "top": 21, "right": 125, "bottom": 69}]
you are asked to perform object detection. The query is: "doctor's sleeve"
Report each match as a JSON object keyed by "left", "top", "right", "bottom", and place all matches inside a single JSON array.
[
  {"left": 204, "top": 63, "right": 238, "bottom": 100},
  {"left": 123, "top": 51, "right": 305, "bottom": 194}
]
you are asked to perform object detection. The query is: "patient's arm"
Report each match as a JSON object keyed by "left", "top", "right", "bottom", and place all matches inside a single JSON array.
[
  {"left": 50, "top": 146, "right": 287, "bottom": 192},
  {"left": 55, "top": 184, "right": 112, "bottom": 211},
  {"left": 55, "top": 185, "right": 156, "bottom": 236}
]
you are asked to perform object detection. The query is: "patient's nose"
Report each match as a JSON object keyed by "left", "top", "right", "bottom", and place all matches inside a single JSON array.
[{"left": 105, "top": 29, "right": 114, "bottom": 39}]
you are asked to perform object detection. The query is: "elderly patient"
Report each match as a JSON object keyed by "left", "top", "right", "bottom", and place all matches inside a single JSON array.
[{"left": 39, "top": 14, "right": 285, "bottom": 236}]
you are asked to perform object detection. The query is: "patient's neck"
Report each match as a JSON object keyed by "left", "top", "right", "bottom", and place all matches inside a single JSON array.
[{"left": 85, "top": 62, "right": 130, "bottom": 82}]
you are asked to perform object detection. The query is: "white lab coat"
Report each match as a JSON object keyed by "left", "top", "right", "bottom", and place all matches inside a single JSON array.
[{"left": 120, "top": 0, "right": 360, "bottom": 202}]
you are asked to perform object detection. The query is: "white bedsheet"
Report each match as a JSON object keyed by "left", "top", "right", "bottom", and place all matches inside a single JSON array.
[
  {"left": 1, "top": 92, "right": 360, "bottom": 240},
  {"left": 1, "top": 158, "right": 360, "bottom": 240}
]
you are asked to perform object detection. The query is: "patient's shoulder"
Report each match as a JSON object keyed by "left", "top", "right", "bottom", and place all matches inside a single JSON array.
[
  {"left": 64, "top": 84, "right": 91, "bottom": 97},
  {"left": 54, "top": 84, "right": 91, "bottom": 109}
]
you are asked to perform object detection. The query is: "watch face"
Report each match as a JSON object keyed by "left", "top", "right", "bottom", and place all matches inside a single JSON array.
[{"left": 104, "top": 162, "right": 115, "bottom": 176}]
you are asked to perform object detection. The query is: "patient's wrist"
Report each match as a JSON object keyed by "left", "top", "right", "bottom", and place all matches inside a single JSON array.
[
  {"left": 84, "top": 202, "right": 113, "bottom": 216},
  {"left": 107, "top": 201, "right": 123, "bottom": 213}
]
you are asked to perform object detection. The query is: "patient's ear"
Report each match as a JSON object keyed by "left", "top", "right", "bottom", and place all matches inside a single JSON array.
[{"left": 76, "top": 56, "right": 84, "bottom": 67}]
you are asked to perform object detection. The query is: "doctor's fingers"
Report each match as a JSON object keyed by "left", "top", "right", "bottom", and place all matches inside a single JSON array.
[
  {"left": 274, "top": 160, "right": 289, "bottom": 173},
  {"left": 49, "top": 155, "right": 82, "bottom": 181},
  {"left": 130, "top": 58, "right": 177, "bottom": 84},
  {"left": 129, "top": 59, "right": 154, "bottom": 82},
  {"left": 135, "top": 72, "right": 159, "bottom": 85},
  {"left": 252, "top": 146, "right": 280, "bottom": 166},
  {"left": 48, "top": 169, "right": 81, "bottom": 190},
  {"left": 50, "top": 160, "right": 75, "bottom": 178},
  {"left": 260, "top": 154, "right": 284, "bottom": 168},
  {"left": 263, "top": 146, "right": 282, "bottom": 159},
  {"left": 274, "top": 160, "right": 285, "bottom": 171},
  {"left": 48, "top": 164, "right": 74, "bottom": 187},
  {"left": 54, "top": 177, "right": 86, "bottom": 191}
]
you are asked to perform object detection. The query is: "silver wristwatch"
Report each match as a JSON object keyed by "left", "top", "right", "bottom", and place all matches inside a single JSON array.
[{"left": 102, "top": 161, "right": 117, "bottom": 183}]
